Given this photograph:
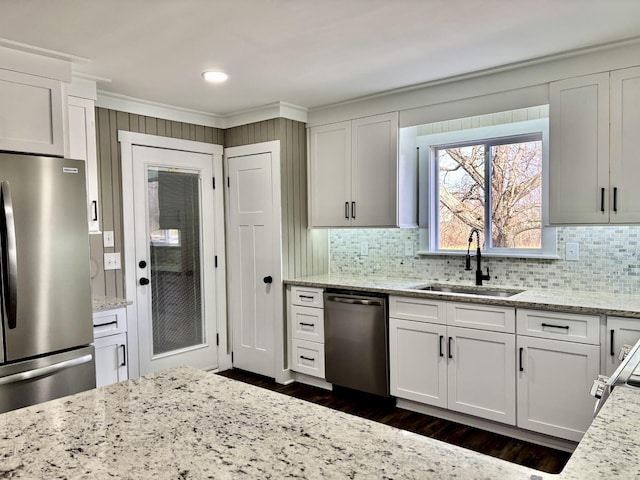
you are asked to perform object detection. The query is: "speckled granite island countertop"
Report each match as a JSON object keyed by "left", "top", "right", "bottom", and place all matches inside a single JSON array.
[
  {"left": 286, "top": 274, "right": 640, "bottom": 318},
  {"left": 1, "top": 366, "right": 639, "bottom": 479},
  {"left": 92, "top": 295, "right": 131, "bottom": 312}
]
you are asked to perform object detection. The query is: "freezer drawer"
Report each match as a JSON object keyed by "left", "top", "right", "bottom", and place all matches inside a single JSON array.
[{"left": 0, "top": 345, "right": 95, "bottom": 413}]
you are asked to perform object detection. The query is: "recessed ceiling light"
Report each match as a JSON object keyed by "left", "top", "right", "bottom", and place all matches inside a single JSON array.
[{"left": 202, "top": 71, "right": 228, "bottom": 83}]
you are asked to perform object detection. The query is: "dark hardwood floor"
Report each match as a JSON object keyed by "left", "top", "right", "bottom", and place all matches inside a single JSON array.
[{"left": 217, "top": 368, "right": 572, "bottom": 474}]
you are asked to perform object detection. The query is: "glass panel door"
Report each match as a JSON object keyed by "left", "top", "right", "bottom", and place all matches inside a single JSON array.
[{"left": 147, "top": 168, "right": 203, "bottom": 356}]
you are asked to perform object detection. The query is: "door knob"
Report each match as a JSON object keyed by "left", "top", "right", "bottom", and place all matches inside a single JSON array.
[
  {"left": 139, "top": 277, "right": 150, "bottom": 286},
  {"left": 263, "top": 275, "right": 273, "bottom": 284}
]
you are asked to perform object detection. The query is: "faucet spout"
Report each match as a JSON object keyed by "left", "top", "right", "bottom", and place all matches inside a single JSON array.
[{"left": 466, "top": 228, "right": 491, "bottom": 286}]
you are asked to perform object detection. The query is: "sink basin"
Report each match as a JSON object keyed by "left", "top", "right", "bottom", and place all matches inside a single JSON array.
[{"left": 414, "top": 284, "right": 524, "bottom": 298}]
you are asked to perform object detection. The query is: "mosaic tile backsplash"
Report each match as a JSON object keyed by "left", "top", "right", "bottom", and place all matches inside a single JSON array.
[{"left": 328, "top": 226, "right": 640, "bottom": 294}]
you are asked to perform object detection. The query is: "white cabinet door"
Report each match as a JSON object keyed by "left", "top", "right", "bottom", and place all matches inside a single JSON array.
[
  {"left": 447, "top": 326, "right": 516, "bottom": 425},
  {"left": 605, "top": 316, "right": 640, "bottom": 375},
  {"left": 517, "top": 336, "right": 599, "bottom": 441},
  {"left": 549, "top": 73, "right": 610, "bottom": 224},
  {"left": 0, "top": 69, "right": 65, "bottom": 156},
  {"left": 351, "top": 112, "right": 398, "bottom": 227},
  {"left": 94, "top": 333, "right": 128, "bottom": 387},
  {"left": 68, "top": 96, "right": 99, "bottom": 232},
  {"left": 389, "top": 317, "right": 447, "bottom": 407},
  {"left": 308, "top": 121, "right": 351, "bottom": 227},
  {"left": 610, "top": 66, "right": 640, "bottom": 224}
]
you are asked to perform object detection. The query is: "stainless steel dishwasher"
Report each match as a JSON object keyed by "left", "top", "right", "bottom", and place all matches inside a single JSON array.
[{"left": 324, "top": 289, "right": 389, "bottom": 397}]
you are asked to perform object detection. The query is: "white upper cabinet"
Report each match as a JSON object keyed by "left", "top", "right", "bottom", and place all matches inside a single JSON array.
[
  {"left": 68, "top": 95, "right": 100, "bottom": 232},
  {"left": 0, "top": 68, "right": 65, "bottom": 156},
  {"left": 550, "top": 67, "right": 640, "bottom": 224},
  {"left": 308, "top": 112, "right": 399, "bottom": 227}
]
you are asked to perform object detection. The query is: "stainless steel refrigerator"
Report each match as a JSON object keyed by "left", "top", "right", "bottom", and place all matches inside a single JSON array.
[{"left": 0, "top": 153, "right": 95, "bottom": 414}]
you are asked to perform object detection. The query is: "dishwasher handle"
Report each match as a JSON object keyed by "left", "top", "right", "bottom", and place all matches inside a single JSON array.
[{"left": 326, "top": 296, "right": 384, "bottom": 307}]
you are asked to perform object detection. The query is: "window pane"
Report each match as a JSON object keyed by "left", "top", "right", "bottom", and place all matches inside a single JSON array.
[
  {"left": 438, "top": 145, "right": 485, "bottom": 250},
  {"left": 490, "top": 140, "right": 542, "bottom": 249}
]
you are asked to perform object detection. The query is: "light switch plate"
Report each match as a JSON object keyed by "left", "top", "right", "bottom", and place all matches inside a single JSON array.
[
  {"left": 104, "top": 252, "right": 121, "bottom": 270},
  {"left": 103, "top": 231, "right": 115, "bottom": 248},
  {"left": 566, "top": 242, "right": 579, "bottom": 261}
]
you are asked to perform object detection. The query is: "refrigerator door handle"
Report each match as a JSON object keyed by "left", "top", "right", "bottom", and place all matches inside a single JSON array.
[
  {"left": 0, "top": 181, "right": 18, "bottom": 329},
  {"left": 0, "top": 354, "right": 93, "bottom": 386}
]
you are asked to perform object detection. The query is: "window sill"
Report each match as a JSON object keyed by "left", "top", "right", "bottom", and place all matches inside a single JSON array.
[{"left": 415, "top": 250, "right": 560, "bottom": 260}]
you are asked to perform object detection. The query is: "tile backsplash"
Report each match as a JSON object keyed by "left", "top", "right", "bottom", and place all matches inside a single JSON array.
[{"left": 329, "top": 226, "right": 640, "bottom": 294}]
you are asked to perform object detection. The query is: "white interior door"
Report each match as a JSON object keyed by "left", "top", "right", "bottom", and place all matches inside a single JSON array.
[
  {"left": 131, "top": 145, "right": 220, "bottom": 375},
  {"left": 226, "top": 145, "right": 282, "bottom": 378}
]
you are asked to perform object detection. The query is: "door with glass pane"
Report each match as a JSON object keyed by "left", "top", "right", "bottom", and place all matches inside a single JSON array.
[{"left": 132, "top": 145, "right": 219, "bottom": 375}]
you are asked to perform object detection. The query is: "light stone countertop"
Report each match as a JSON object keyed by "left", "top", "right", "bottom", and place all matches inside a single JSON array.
[
  {"left": 0, "top": 366, "right": 638, "bottom": 479},
  {"left": 285, "top": 274, "right": 640, "bottom": 318},
  {"left": 92, "top": 295, "right": 131, "bottom": 312}
]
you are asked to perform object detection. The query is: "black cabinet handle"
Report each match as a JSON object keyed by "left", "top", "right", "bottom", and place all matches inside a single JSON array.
[
  {"left": 345, "top": 202, "right": 349, "bottom": 219},
  {"left": 541, "top": 323, "right": 569, "bottom": 330},
  {"left": 300, "top": 355, "right": 315, "bottom": 362},
  {"left": 610, "top": 329, "right": 615, "bottom": 356},
  {"left": 351, "top": 201, "right": 356, "bottom": 219},
  {"left": 519, "top": 347, "right": 524, "bottom": 372},
  {"left": 601, "top": 188, "right": 605, "bottom": 213},
  {"left": 139, "top": 277, "right": 150, "bottom": 285},
  {"left": 94, "top": 320, "right": 117, "bottom": 328},
  {"left": 448, "top": 337, "right": 453, "bottom": 359},
  {"left": 120, "top": 344, "right": 127, "bottom": 367},
  {"left": 439, "top": 335, "right": 444, "bottom": 357},
  {"left": 263, "top": 276, "right": 273, "bottom": 284},
  {"left": 91, "top": 200, "right": 98, "bottom": 221},
  {"left": 613, "top": 187, "right": 618, "bottom": 212},
  {"left": 300, "top": 322, "right": 315, "bottom": 328}
]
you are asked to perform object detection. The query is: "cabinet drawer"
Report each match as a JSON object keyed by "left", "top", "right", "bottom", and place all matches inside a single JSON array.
[
  {"left": 517, "top": 309, "right": 600, "bottom": 345},
  {"left": 389, "top": 295, "right": 446, "bottom": 324},
  {"left": 291, "top": 305, "right": 325, "bottom": 342},
  {"left": 447, "top": 302, "right": 515, "bottom": 333},
  {"left": 291, "top": 338, "right": 325, "bottom": 378},
  {"left": 93, "top": 308, "right": 127, "bottom": 339},
  {"left": 290, "top": 286, "right": 324, "bottom": 308}
]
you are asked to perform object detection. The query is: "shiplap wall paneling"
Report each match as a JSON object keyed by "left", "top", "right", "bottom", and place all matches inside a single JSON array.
[{"left": 91, "top": 107, "right": 224, "bottom": 297}]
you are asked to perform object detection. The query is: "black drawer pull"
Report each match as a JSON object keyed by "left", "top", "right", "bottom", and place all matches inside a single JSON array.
[
  {"left": 94, "top": 320, "right": 118, "bottom": 328},
  {"left": 299, "top": 322, "right": 315, "bottom": 327},
  {"left": 300, "top": 355, "right": 315, "bottom": 362},
  {"left": 299, "top": 295, "right": 315, "bottom": 300},
  {"left": 120, "top": 344, "right": 127, "bottom": 367},
  {"left": 541, "top": 323, "right": 569, "bottom": 330}
]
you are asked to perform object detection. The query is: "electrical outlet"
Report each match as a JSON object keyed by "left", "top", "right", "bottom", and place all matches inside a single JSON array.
[
  {"left": 566, "top": 242, "right": 579, "bottom": 261},
  {"left": 104, "top": 252, "right": 121, "bottom": 270},
  {"left": 404, "top": 241, "right": 413, "bottom": 256},
  {"left": 103, "top": 231, "right": 115, "bottom": 248},
  {"left": 360, "top": 241, "right": 369, "bottom": 256}
]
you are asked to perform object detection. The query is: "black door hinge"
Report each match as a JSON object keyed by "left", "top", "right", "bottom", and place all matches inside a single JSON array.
[
  {"left": 216, "top": 334, "right": 219, "bottom": 346},
  {"left": 212, "top": 177, "right": 215, "bottom": 189}
]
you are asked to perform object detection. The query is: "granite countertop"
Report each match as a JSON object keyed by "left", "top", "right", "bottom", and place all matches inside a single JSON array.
[
  {"left": 0, "top": 366, "right": 638, "bottom": 479},
  {"left": 92, "top": 295, "right": 132, "bottom": 312},
  {"left": 285, "top": 274, "right": 640, "bottom": 318}
]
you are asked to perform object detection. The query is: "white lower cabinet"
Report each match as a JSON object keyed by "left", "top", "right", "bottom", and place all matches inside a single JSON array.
[
  {"left": 288, "top": 286, "right": 325, "bottom": 379},
  {"left": 447, "top": 326, "right": 516, "bottom": 425},
  {"left": 93, "top": 307, "right": 128, "bottom": 387},
  {"left": 389, "top": 317, "right": 447, "bottom": 407},
  {"left": 94, "top": 333, "right": 128, "bottom": 387},
  {"left": 516, "top": 336, "right": 599, "bottom": 442},
  {"left": 605, "top": 316, "right": 640, "bottom": 375},
  {"left": 389, "top": 296, "right": 516, "bottom": 425}
]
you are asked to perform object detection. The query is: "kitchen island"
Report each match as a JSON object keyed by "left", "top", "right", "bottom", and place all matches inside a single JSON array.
[{"left": 1, "top": 366, "right": 638, "bottom": 479}]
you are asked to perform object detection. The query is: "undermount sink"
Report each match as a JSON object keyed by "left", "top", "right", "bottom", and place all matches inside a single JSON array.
[{"left": 414, "top": 284, "right": 524, "bottom": 298}]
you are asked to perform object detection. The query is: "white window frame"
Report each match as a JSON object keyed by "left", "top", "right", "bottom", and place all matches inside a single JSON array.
[{"left": 417, "top": 118, "right": 557, "bottom": 258}]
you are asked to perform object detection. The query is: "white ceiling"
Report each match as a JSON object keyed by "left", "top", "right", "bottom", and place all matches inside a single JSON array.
[{"left": 1, "top": 0, "right": 640, "bottom": 116}]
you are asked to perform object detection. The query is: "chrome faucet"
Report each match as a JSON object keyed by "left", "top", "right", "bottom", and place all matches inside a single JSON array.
[{"left": 465, "top": 228, "right": 490, "bottom": 286}]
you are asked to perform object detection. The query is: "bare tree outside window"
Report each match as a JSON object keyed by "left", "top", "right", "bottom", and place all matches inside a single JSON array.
[{"left": 437, "top": 136, "right": 542, "bottom": 250}]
